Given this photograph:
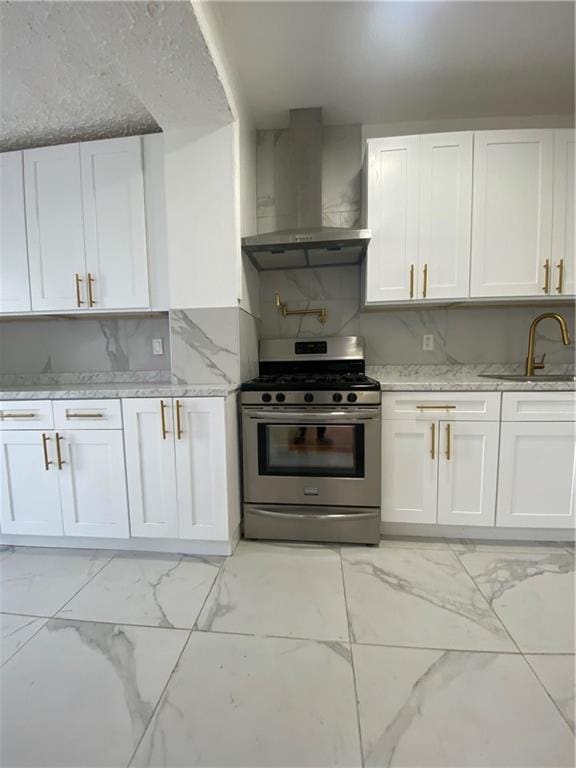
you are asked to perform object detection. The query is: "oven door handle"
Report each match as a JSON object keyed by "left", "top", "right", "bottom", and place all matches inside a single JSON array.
[{"left": 246, "top": 410, "right": 380, "bottom": 422}]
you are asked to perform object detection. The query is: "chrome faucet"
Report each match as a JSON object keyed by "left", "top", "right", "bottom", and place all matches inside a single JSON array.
[{"left": 524, "top": 313, "right": 571, "bottom": 376}]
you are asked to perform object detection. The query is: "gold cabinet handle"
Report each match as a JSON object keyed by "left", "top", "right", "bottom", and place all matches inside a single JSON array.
[
  {"left": 160, "top": 400, "right": 169, "bottom": 440},
  {"left": 430, "top": 422, "right": 435, "bottom": 460},
  {"left": 409, "top": 264, "right": 415, "bottom": 299},
  {"left": 422, "top": 263, "right": 428, "bottom": 299},
  {"left": 175, "top": 400, "right": 183, "bottom": 440},
  {"left": 556, "top": 259, "right": 565, "bottom": 294},
  {"left": 75, "top": 274, "right": 84, "bottom": 307},
  {"left": 0, "top": 412, "right": 36, "bottom": 419},
  {"left": 445, "top": 423, "right": 451, "bottom": 461},
  {"left": 55, "top": 432, "right": 65, "bottom": 469},
  {"left": 65, "top": 412, "right": 104, "bottom": 419},
  {"left": 416, "top": 404, "right": 457, "bottom": 411},
  {"left": 87, "top": 273, "right": 96, "bottom": 307},
  {"left": 41, "top": 433, "right": 53, "bottom": 471},
  {"left": 543, "top": 259, "right": 550, "bottom": 293}
]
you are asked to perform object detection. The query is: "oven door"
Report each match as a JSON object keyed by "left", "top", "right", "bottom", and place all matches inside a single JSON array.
[{"left": 242, "top": 407, "right": 381, "bottom": 507}]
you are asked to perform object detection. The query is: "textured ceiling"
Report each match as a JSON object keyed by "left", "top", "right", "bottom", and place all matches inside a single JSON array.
[
  {"left": 0, "top": 1, "right": 233, "bottom": 151},
  {"left": 213, "top": 1, "right": 575, "bottom": 128}
]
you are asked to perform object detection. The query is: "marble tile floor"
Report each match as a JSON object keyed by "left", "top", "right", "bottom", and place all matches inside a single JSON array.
[{"left": 0, "top": 539, "right": 574, "bottom": 767}]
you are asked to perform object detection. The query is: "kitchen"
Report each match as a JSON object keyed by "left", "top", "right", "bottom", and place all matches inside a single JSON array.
[{"left": 0, "top": 2, "right": 574, "bottom": 766}]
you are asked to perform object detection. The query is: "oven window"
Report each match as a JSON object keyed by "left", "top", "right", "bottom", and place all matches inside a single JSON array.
[{"left": 258, "top": 423, "right": 364, "bottom": 477}]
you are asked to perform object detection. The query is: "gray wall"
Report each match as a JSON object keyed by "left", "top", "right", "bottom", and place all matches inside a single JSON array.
[
  {"left": 259, "top": 266, "right": 576, "bottom": 366},
  {"left": 0, "top": 314, "right": 170, "bottom": 374}
]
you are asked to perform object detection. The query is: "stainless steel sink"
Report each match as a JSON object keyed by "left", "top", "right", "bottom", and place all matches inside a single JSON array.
[{"left": 478, "top": 374, "right": 576, "bottom": 382}]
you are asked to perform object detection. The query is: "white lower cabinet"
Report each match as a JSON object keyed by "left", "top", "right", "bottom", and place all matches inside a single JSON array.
[
  {"left": 381, "top": 420, "right": 438, "bottom": 523},
  {"left": 0, "top": 401, "right": 129, "bottom": 539},
  {"left": 0, "top": 431, "right": 64, "bottom": 536},
  {"left": 123, "top": 397, "right": 228, "bottom": 541},
  {"left": 437, "top": 421, "right": 499, "bottom": 527},
  {"left": 497, "top": 422, "right": 575, "bottom": 529},
  {"left": 381, "top": 393, "right": 500, "bottom": 528},
  {"left": 58, "top": 430, "right": 129, "bottom": 538}
]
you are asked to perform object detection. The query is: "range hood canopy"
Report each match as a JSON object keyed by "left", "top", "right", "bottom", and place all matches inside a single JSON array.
[{"left": 242, "top": 108, "right": 371, "bottom": 271}]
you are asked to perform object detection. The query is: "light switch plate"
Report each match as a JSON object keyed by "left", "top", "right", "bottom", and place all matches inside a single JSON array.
[
  {"left": 152, "top": 338, "right": 164, "bottom": 356},
  {"left": 423, "top": 334, "right": 434, "bottom": 351}
]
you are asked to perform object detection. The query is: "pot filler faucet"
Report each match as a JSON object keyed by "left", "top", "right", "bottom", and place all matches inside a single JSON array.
[{"left": 525, "top": 313, "right": 572, "bottom": 377}]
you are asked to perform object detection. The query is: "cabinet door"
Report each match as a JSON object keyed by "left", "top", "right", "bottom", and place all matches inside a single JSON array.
[
  {"left": 365, "top": 136, "right": 419, "bottom": 302},
  {"left": 0, "top": 152, "right": 31, "bottom": 313},
  {"left": 0, "top": 431, "right": 63, "bottom": 535},
  {"left": 122, "top": 398, "right": 178, "bottom": 538},
  {"left": 174, "top": 398, "right": 228, "bottom": 540},
  {"left": 471, "top": 130, "right": 553, "bottom": 297},
  {"left": 81, "top": 137, "right": 149, "bottom": 309},
  {"left": 419, "top": 133, "right": 473, "bottom": 300},
  {"left": 24, "top": 143, "right": 88, "bottom": 311},
  {"left": 437, "top": 421, "right": 499, "bottom": 527},
  {"left": 497, "top": 422, "right": 575, "bottom": 529},
  {"left": 552, "top": 129, "right": 575, "bottom": 296},
  {"left": 381, "top": 420, "right": 438, "bottom": 524},
  {"left": 58, "top": 430, "right": 129, "bottom": 538}
]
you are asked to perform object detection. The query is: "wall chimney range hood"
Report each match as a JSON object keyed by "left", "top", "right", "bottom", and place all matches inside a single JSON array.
[{"left": 242, "top": 108, "right": 371, "bottom": 271}]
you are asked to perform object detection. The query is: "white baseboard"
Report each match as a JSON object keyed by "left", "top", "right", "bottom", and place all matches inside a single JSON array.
[{"left": 380, "top": 522, "right": 574, "bottom": 543}]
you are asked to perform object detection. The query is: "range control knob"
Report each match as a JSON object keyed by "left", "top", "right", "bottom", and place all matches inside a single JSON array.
[
  {"left": 304, "top": 393, "right": 314, "bottom": 403},
  {"left": 275, "top": 393, "right": 286, "bottom": 403},
  {"left": 262, "top": 393, "right": 272, "bottom": 403},
  {"left": 347, "top": 392, "right": 358, "bottom": 403},
  {"left": 332, "top": 392, "right": 343, "bottom": 403}
]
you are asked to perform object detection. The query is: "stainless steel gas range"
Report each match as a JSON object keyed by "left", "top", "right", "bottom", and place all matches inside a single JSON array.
[{"left": 240, "top": 337, "right": 381, "bottom": 545}]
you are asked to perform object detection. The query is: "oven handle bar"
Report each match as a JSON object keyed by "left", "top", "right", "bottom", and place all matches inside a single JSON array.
[
  {"left": 248, "top": 507, "right": 377, "bottom": 521},
  {"left": 246, "top": 409, "right": 380, "bottom": 422}
]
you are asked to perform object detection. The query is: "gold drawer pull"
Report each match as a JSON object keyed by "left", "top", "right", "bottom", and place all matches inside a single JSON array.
[
  {"left": 430, "top": 422, "right": 435, "bottom": 460},
  {"left": 55, "top": 432, "right": 65, "bottom": 469},
  {"left": 87, "top": 273, "right": 96, "bottom": 307},
  {"left": 416, "top": 404, "right": 457, "bottom": 411},
  {"left": 445, "top": 423, "right": 451, "bottom": 461},
  {"left": 41, "top": 433, "right": 52, "bottom": 471},
  {"left": 409, "top": 264, "right": 415, "bottom": 299},
  {"left": 556, "top": 259, "right": 565, "bottom": 294},
  {"left": 75, "top": 273, "right": 84, "bottom": 307},
  {"left": 0, "top": 412, "right": 36, "bottom": 419},
  {"left": 160, "top": 400, "right": 169, "bottom": 440},
  {"left": 422, "top": 263, "right": 428, "bottom": 298},
  {"left": 543, "top": 259, "right": 550, "bottom": 293},
  {"left": 65, "top": 412, "right": 104, "bottom": 419},
  {"left": 175, "top": 400, "right": 183, "bottom": 440}
]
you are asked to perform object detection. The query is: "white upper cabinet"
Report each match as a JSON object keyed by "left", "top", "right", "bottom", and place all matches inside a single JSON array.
[
  {"left": 365, "top": 132, "right": 473, "bottom": 303},
  {"left": 25, "top": 144, "right": 88, "bottom": 311},
  {"left": 418, "top": 133, "right": 473, "bottom": 300},
  {"left": 470, "top": 130, "right": 554, "bottom": 297},
  {"left": 365, "top": 136, "right": 420, "bottom": 302},
  {"left": 0, "top": 152, "right": 30, "bottom": 312},
  {"left": 80, "top": 137, "right": 149, "bottom": 309},
  {"left": 552, "top": 129, "right": 575, "bottom": 296}
]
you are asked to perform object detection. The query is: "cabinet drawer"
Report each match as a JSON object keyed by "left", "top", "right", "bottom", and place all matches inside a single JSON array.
[
  {"left": 381, "top": 392, "right": 501, "bottom": 421},
  {"left": 502, "top": 392, "right": 576, "bottom": 422},
  {"left": 53, "top": 399, "right": 122, "bottom": 429},
  {"left": 0, "top": 400, "right": 53, "bottom": 429}
]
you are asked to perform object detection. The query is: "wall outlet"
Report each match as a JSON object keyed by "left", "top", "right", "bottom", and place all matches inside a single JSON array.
[
  {"left": 152, "top": 338, "right": 164, "bottom": 356},
  {"left": 423, "top": 334, "right": 434, "bottom": 352}
]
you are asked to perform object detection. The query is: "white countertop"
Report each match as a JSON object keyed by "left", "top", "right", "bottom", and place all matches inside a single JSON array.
[{"left": 367, "top": 364, "right": 575, "bottom": 392}]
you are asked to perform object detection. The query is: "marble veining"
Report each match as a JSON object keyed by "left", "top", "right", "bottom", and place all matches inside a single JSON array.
[
  {"left": 0, "top": 383, "right": 232, "bottom": 400},
  {"left": 170, "top": 308, "right": 239, "bottom": 386}
]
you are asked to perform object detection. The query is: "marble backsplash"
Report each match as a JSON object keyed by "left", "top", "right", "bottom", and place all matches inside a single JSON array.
[
  {"left": 259, "top": 266, "right": 576, "bottom": 366},
  {"left": 0, "top": 315, "right": 171, "bottom": 375}
]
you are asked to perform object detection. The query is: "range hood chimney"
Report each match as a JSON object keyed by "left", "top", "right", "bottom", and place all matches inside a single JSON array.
[{"left": 242, "top": 107, "right": 371, "bottom": 271}]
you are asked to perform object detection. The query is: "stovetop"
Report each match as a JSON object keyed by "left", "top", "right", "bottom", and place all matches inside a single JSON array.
[{"left": 241, "top": 372, "right": 381, "bottom": 392}]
